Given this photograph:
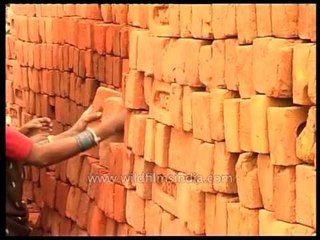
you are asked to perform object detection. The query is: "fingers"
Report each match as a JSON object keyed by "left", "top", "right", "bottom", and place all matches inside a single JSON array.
[{"left": 83, "top": 111, "right": 103, "bottom": 123}]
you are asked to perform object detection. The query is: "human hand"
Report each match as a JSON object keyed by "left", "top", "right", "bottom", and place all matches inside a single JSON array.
[
  {"left": 19, "top": 117, "right": 52, "bottom": 137},
  {"left": 69, "top": 105, "right": 103, "bottom": 134}
]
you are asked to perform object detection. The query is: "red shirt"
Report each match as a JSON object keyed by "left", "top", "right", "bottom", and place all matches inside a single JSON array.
[{"left": 6, "top": 126, "right": 33, "bottom": 161}]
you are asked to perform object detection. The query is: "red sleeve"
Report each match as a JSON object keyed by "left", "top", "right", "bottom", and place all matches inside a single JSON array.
[{"left": 6, "top": 126, "right": 34, "bottom": 161}]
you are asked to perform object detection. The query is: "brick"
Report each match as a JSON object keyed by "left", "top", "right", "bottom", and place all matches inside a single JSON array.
[
  {"left": 57, "top": 45, "right": 63, "bottom": 71},
  {"left": 143, "top": 76, "right": 153, "bottom": 107},
  {"left": 137, "top": 32, "right": 153, "bottom": 76},
  {"left": 191, "top": 5, "right": 211, "bottom": 38},
  {"left": 83, "top": 50, "right": 93, "bottom": 78},
  {"left": 126, "top": 190, "right": 145, "bottom": 233},
  {"left": 252, "top": 37, "right": 273, "bottom": 93},
  {"left": 77, "top": 19, "right": 93, "bottom": 50},
  {"left": 309, "top": 4, "right": 316, "bottom": 42},
  {"left": 66, "top": 155, "right": 83, "bottom": 186},
  {"left": 295, "top": 164, "right": 316, "bottom": 228},
  {"left": 28, "top": 17, "right": 40, "bottom": 43},
  {"left": 134, "top": 156, "right": 154, "bottom": 199},
  {"left": 199, "top": 46, "right": 213, "bottom": 89},
  {"left": 76, "top": 191, "right": 91, "bottom": 229},
  {"left": 68, "top": 45, "right": 74, "bottom": 71},
  {"left": 43, "top": 69, "right": 54, "bottom": 95},
  {"left": 105, "top": 24, "right": 114, "bottom": 54},
  {"left": 149, "top": 80, "right": 171, "bottom": 126},
  {"left": 112, "top": 4, "right": 128, "bottom": 24},
  {"left": 251, "top": 95, "right": 291, "bottom": 153},
  {"left": 154, "top": 123, "right": 171, "bottom": 168},
  {"left": 213, "top": 142, "right": 238, "bottom": 193},
  {"left": 121, "top": 149, "right": 135, "bottom": 189},
  {"left": 205, "top": 193, "right": 238, "bottom": 235},
  {"left": 85, "top": 4, "right": 102, "bottom": 20},
  {"left": 292, "top": 43, "right": 315, "bottom": 105},
  {"left": 144, "top": 118, "right": 156, "bottom": 162},
  {"left": 256, "top": 4, "right": 272, "bottom": 37},
  {"left": 124, "top": 70, "right": 147, "bottom": 110},
  {"left": 211, "top": 4, "right": 227, "bottom": 39},
  {"left": 238, "top": 206, "right": 259, "bottom": 235},
  {"left": 69, "top": 73, "right": 76, "bottom": 101},
  {"left": 223, "top": 98, "right": 241, "bottom": 152},
  {"left": 6, "top": 80, "right": 14, "bottom": 104},
  {"left": 274, "top": 166, "right": 296, "bottom": 223},
  {"left": 87, "top": 205, "right": 106, "bottom": 236},
  {"left": 66, "top": 17, "right": 81, "bottom": 46},
  {"left": 54, "top": 181, "right": 70, "bottom": 216},
  {"left": 235, "top": 153, "right": 263, "bottom": 208},
  {"left": 22, "top": 180, "right": 33, "bottom": 201},
  {"left": 120, "top": 26, "right": 129, "bottom": 58},
  {"left": 152, "top": 166, "right": 179, "bottom": 217},
  {"left": 225, "top": 38, "right": 238, "bottom": 91},
  {"left": 187, "top": 188, "right": 205, "bottom": 234},
  {"left": 268, "top": 106, "right": 308, "bottom": 166},
  {"left": 21, "top": 67, "right": 29, "bottom": 90},
  {"left": 148, "top": 4, "right": 171, "bottom": 37},
  {"left": 239, "top": 99, "right": 251, "bottom": 151},
  {"left": 112, "top": 56, "right": 122, "bottom": 88},
  {"left": 112, "top": 25, "right": 122, "bottom": 57},
  {"left": 101, "top": 4, "right": 112, "bottom": 22},
  {"left": 105, "top": 55, "right": 113, "bottom": 85},
  {"left": 307, "top": 45, "right": 316, "bottom": 104},
  {"left": 42, "top": 172, "right": 56, "bottom": 208},
  {"left": 44, "top": 17, "right": 53, "bottom": 44},
  {"left": 73, "top": 47, "right": 80, "bottom": 75},
  {"left": 40, "top": 94, "right": 54, "bottom": 118},
  {"left": 62, "top": 44, "right": 69, "bottom": 71},
  {"left": 145, "top": 200, "right": 162, "bottom": 235},
  {"left": 59, "top": 217, "right": 72, "bottom": 236},
  {"left": 236, "top": 4, "right": 257, "bottom": 45},
  {"left": 79, "top": 156, "right": 98, "bottom": 192},
  {"left": 108, "top": 142, "right": 125, "bottom": 184},
  {"left": 13, "top": 88, "right": 25, "bottom": 107},
  {"left": 296, "top": 107, "right": 316, "bottom": 165},
  {"left": 127, "top": 4, "right": 148, "bottom": 29},
  {"left": 103, "top": 182, "right": 114, "bottom": 218},
  {"left": 236, "top": 45, "right": 255, "bottom": 98},
  {"left": 113, "top": 183, "right": 126, "bottom": 223},
  {"left": 87, "top": 163, "right": 108, "bottom": 200},
  {"left": 6, "top": 35, "right": 16, "bottom": 60},
  {"left": 168, "top": 4, "right": 180, "bottom": 37},
  {"left": 130, "top": 114, "right": 148, "bottom": 156},
  {"left": 169, "top": 129, "right": 201, "bottom": 174},
  {"left": 128, "top": 29, "right": 145, "bottom": 69},
  {"left": 152, "top": 37, "right": 170, "bottom": 81},
  {"left": 52, "top": 18, "right": 64, "bottom": 44},
  {"left": 93, "top": 23, "right": 107, "bottom": 54},
  {"left": 161, "top": 211, "right": 192, "bottom": 236},
  {"left": 227, "top": 202, "right": 241, "bottom": 235},
  {"left": 78, "top": 50, "right": 86, "bottom": 79},
  {"left": 224, "top": 4, "right": 237, "bottom": 37},
  {"left": 191, "top": 92, "right": 211, "bottom": 142},
  {"left": 257, "top": 154, "right": 274, "bottom": 211},
  {"left": 83, "top": 78, "right": 99, "bottom": 107},
  {"left": 105, "top": 218, "right": 117, "bottom": 236},
  {"left": 179, "top": 5, "right": 192, "bottom": 37},
  {"left": 271, "top": 4, "right": 298, "bottom": 38},
  {"left": 97, "top": 55, "right": 105, "bottom": 82},
  {"left": 33, "top": 185, "right": 44, "bottom": 208}
]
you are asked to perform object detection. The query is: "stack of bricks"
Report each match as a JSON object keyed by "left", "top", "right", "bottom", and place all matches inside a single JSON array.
[{"left": 5, "top": 4, "right": 316, "bottom": 236}]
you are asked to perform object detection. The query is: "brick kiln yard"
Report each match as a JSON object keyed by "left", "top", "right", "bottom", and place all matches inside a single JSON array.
[{"left": 5, "top": 4, "right": 316, "bottom": 236}]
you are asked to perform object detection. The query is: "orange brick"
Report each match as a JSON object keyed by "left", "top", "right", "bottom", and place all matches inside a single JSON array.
[
  {"left": 227, "top": 202, "right": 241, "bottom": 235},
  {"left": 112, "top": 56, "right": 122, "bottom": 88},
  {"left": 309, "top": 4, "right": 316, "bottom": 42},
  {"left": 143, "top": 76, "right": 153, "bottom": 107},
  {"left": 211, "top": 4, "right": 228, "bottom": 39},
  {"left": 28, "top": 17, "right": 41, "bottom": 43},
  {"left": 205, "top": 193, "right": 238, "bottom": 235},
  {"left": 307, "top": 45, "right": 316, "bottom": 104},
  {"left": 101, "top": 4, "right": 112, "bottom": 22},
  {"left": 179, "top": 5, "right": 192, "bottom": 37},
  {"left": 296, "top": 106, "right": 316, "bottom": 165},
  {"left": 235, "top": 153, "right": 263, "bottom": 208},
  {"left": 120, "top": 26, "right": 129, "bottom": 58},
  {"left": 93, "top": 23, "right": 107, "bottom": 54},
  {"left": 78, "top": 19, "right": 93, "bottom": 50},
  {"left": 182, "top": 86, "right": 200, "bottom": 132},
  {"left": 161, "top": 210, "right": 192, "bottom": 236},
  {"left": 55, "top": 181, "right": 70, "bottom": 216},
  {"left": 128, "top": 29, "right": 145, "bottom": 69},
  {"left": 134, "top": 156, "right": 154, "bottom": 199},
  {"left": 42, "top": 172, "right": 56, "bottom": 208},
  {"left": 137, "top": 32, "right": 153, "bottom": 76},
  {"left": 154, "top": 123, "right": 171, "bottom": 168},
  {"left": 295, "top": 164, "right": 316, "bottom": 228},
  {"left": 112, "top": 4, "right": 128, "bottom": 24},
  {"left": 149, "top": 5, "right": 171, "bottom": 36},
  {"left": 239, "top": 99, "right": 251, "bottom": 151},
  {"left": 224, "top": 4, "right": 237, "bottom": 37},
  {"left": 145, "top": 200, "right": 162, "bottom": 235},
  {"left": 152, "top": 37, "right": 170, "bottom": 81},
  {"left": 78, "top": 157, "right": 98, "bottom": 192},
  {"left": 128, "top": 4, "right": 148, "bottom": 29},
  {"left": 271, "top": 4, "right": 299, "bottom": 38},
  {"left": 274, "top": 166, "right": 296, "bottom": 223},
  {"left": 85, "top": 4, "right": 102, "bottom": 20},
  {"left": 168, "top": 4, "right": 180, "bottom": 37},
  {"left": 191, "top": 92, "right": 212, "bottom": 142},
  {"left": 76, "top": 191, "right": 91, "bottom": 229},
  {"left": 168, "top": 129, "right": 201, "bottom": 174},
  {"left": 256, "top": 4, "right": 272, "bottom": 37},
  {"left": 144, "top": 118, "right": 156, "bottom": 162},
  {"left": 124, "top": 70, "right": 148, "bottom": 110},
  {"left": 130, "top": 114, "right": 148, "bottom": 156},
  {"left": 87, "top": 205, "right": 106, "bottom": 236},
  {"left": 236, "top": 4, "right": 257, "bottom": 45},
  {"left": 257, "top": 154, "right": 274, "bottom": 211},
  {"left": 65, "top": 17, "right": 80, "bottom": 47},
  {"left": 114, "top": 183, "right": 127, "bottom": 223},
  {"left": 225, "top": 38, "right": 238, "bottom": 90},
  {"left": 213, "top": 142, "right": 238, "bottom": 193},
  {"left": 191, "top": 4, "right": 212, "bottom": 39},
  {"left": 268, "top": 106, "right": 308, "bottom": 166},
  {"left": 223, "top": 98, "right": 241, "bottom": 152},
  {"left": 236, "top": 45, "right": 255, "bottom": 98},
  {"left": 121, "top": 148, "right": 135, "bottom": 189},
  {"left": 126, "top": 190, "right": 145, "bottom": 233},
  {"left": 199, "top": 45, "right": 213, "bottom": 89},
  {"left": 292, "top": 43, "right": 315, "bottom": 105},
  {"left": 238, "top": 206, "right": 259, "bottom": 235},
  {"left": 187, "top": 188, "right": 205, "bottom": 234},
  {"left": 250, "top": 95, "right": 291, "bottom": 153},
  {"left": 103, "top": 181, "right": 114, "bottom": 219}
]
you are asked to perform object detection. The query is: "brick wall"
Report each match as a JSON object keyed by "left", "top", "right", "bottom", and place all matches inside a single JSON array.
[{"left": 5, "top": 4, "right": 316, "bottom": 236}]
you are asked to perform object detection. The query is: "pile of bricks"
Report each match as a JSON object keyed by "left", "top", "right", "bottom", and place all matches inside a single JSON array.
[{"left": 5, "top": 4, "right": 316, "bottom": 236}]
